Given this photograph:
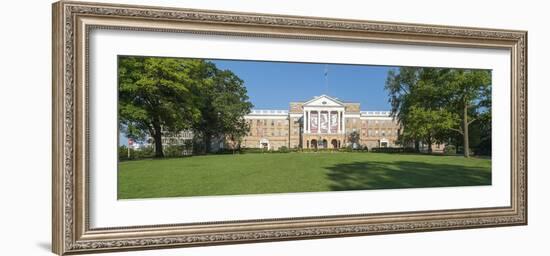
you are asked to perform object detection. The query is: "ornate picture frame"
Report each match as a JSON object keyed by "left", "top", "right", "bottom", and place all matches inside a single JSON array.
[{"left": 52, "top": 1, "right": 527, "bottom": 255}]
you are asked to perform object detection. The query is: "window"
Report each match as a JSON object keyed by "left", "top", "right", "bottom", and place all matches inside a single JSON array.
[
  {"left": 382, "top": 130, "right": 386, "bottom": 136},
  {"left": 375, "top": 130, "right": 379, "bottom": 136}
]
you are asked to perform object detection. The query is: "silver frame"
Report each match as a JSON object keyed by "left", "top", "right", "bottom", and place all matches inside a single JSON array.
[{"left": 52, "top": 1, "right": 527, "bottom": 255}]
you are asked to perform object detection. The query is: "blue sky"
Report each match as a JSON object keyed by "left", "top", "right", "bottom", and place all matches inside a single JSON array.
[{"left": 211, "top": 59, "right": 395, "bottom": 110}]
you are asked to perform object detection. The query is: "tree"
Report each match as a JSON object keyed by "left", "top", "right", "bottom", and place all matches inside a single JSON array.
[
  {"left": 386, "top": 67, "right": 491, "bottom": 157},
  {"left": 348, "top": 131, "right": 360, "bottom": 149},
  {"left": 118, "top": 57, "right": 252, "bottom": 157},
  {"left": 385, "top": 67, "right": 446, "bottom": 150},
  {"left": 442, "top": 70, "right": 491, "bottom": 157},
  {"left": 118, "top": 57, "right": 202, "bottom": 157},
  {"left": 401, "top": 107, "right": 458, "bottom": 153},
  {"left": 190, "top": 66, "right": 253, "bottom": 153}
]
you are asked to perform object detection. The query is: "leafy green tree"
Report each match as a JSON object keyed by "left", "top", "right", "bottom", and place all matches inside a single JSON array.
[
  {"left": 119, "top": 57, "right": 252, "bottom": 157},
  {"left": 401, "top": 107, "right": 458, "bottom": 153},
  {"left": 386, "top": 67, "right": 491, "bottom": 157},
  {"left": 190, "top": 67, "right": 253, "bottom": 153},
  {"left": 119, "top": 56, "right": 202, "bottom": 157},
  {"left": 442, "top": 70, "right": 491, "bottom": 157},
  {"left": 385, "top": 67, "right": 444, "bottom": 150},
  {"left": 348, "top": 131, "right": 361, "bottom": 149}
]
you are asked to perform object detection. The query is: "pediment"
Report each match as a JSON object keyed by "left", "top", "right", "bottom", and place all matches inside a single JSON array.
[{"left": 303, "top": 95, "right": 344, "bottom": 107}]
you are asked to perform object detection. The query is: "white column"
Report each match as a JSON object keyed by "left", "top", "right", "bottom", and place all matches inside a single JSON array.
[
  {"left": 317, "top": 110, "right": 321, "bottom": 134},
  {"left": 328, "top": 111, "right": 332, "bottom": 134},
  {"left": 342, "top": 111, "right": 346, "bottom": 134},
  {"left": 303, "top": 109, "right": 307, "bottom": 133},
  {"left": 308, "top": 110, "right": 311, "bottom": 133},
  {"left": 304, "top": 110, "right": 308, "bottom": 133},
  {"left": 338, "top": 110, "right": 341, "bottom": 133}
]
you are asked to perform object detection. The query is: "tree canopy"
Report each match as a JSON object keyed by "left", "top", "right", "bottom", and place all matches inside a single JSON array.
[
  {"left": 385, "top": 67, "right": 491, "bottom": 156},
  {"left": 118, "top": 56, "right": 252, "bottom": 157}
]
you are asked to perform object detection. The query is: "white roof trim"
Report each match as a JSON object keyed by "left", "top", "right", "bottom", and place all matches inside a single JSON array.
[
  {"left": 248, "top": 109, "right": 288, "bottom": 115},
  {"left": 360, "top": 111, "right": 392, "bottom": 117},
  {"left": 302, "top": 94, "right": 345, "bottom": 106}
]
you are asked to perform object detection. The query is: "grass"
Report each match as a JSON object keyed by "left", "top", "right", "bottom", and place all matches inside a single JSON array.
[{"left": 118, "top": 152, "right": 491, "bottom": 199}]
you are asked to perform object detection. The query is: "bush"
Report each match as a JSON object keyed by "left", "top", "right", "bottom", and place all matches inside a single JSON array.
[
  {"left": 278, "top": 146, "right": 289, "bottom": 153},
  {"left": 119, "top": 145, "right": 130, "bottom": 161},
  {"left": 164, "top": 145, "right": 187, "bottom": 157},
  {"left": 119, "top": 146, "right": 155, "bottom": 161},
  {"left": 444, "top": 145, "right": 457, "bottom": 155},
  {"left": 371, "top": 147, "right": 416, "bottom": 153},
  {"left": 241, "top": 148, "right": 270, "bottom": 154},
  {"left": 456, "top": 146, "right": 474, "bottom": 156},
  {"left": 133, "top": 146, "right": 154, "bottom": 159}
]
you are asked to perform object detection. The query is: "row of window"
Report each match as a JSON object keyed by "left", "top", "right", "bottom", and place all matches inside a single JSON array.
[
  {"left": 249, "top": 118, "right": 396, "bottom": 126},
  {"left": 248, "top": 127, "right": 399, "bottom": 138},
  {"left": 365, "top": 129, "right": 399, "bottom": 137},
  {"left": 248, "top": 119, "right": 292, "bottom": 127},
  {"left": 248, "top": 128, "right": 290, "bottom": 137}
]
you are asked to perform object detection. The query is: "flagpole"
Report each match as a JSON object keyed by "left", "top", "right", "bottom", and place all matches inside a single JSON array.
[{"left": 324, "top": 64, "right": 329, "bottom": 94}]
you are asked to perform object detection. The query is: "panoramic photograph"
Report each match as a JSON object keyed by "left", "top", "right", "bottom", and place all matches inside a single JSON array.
[{"left": 117, "top": 56, "right": 492, "bottom": 199}]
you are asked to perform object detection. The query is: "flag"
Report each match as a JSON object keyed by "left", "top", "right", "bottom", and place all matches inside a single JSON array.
[{"left": 128, "top": 138, "right": 134, "bottom": 146}]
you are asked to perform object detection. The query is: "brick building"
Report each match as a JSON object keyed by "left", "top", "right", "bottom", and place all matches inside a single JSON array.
[{"left": 241, "top": 95, "right": 401, "bottom": 150}]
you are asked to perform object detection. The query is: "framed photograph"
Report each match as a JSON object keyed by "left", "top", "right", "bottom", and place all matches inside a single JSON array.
[{"left": 52, "top": 1, "right": 527, "bottom": 255}]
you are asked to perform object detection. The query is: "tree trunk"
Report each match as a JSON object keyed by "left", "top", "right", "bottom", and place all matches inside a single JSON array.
[
  {"left": 414, "top": 140, "right": 420, "bottom": 152},
  {"left": 463, "top": 101, "right": 470, "bottom": 158},
  {"left": 427, "top": 137, "right": 433, "bottom": 154},
  {"left": 203, "top": 134, "right": 212, "bottom": 154},
  {"left": 152, "top": 129, "right": 164, "bottom": 158}
]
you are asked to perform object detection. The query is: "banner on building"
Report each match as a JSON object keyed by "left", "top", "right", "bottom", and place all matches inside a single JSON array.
[
  {"left": 310, "top": 111, "right": 318, "bottom": 133},
  {"left": 320, "top": 112, "right": 328, "bottom": 133},
  {"left": 330, "top": 112, "right": 338, "bottom": 133}
]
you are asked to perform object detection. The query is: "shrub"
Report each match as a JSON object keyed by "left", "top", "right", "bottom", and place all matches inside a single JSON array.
[
  {"left": 119, "top": 146, "right": 130, "bottom": 161},
  {"left": 444, "top": 145, "right": 457, "bottom": 155},
  {"left": 278, "top": 146, "right": 289, "bottom": 153},
  {"left": 164, "top": 145, "right": 187, "bottom": 157},
  {"left": 241, "top": 148, "right": 269, "bottom": 154},
  {"left": 339, "top": 146, "right": 353, "bottom": 153},
  {"left": 119, "top": 146, "right": 155, "bottom": 161},
  {"left": 371, "top": 147, "right": 416, "bottom": 153},
  {"left": 456, "top": 146, "right": 474, "bottom": 156}
]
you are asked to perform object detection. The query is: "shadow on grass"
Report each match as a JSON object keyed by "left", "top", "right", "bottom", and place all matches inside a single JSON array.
[{"left": 326, "top": 161, "right": 491, "bottom": 191}]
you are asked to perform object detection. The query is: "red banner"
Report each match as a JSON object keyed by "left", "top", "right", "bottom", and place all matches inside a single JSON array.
[
  {"left": 310, "top": 111, "right": 318, "bottom": 133},
  {"left": 320, "top": 112, "right": 329, "bottom": 133},
  {"left": 330, "top": 112, "right": 338, "bottom": 133}
]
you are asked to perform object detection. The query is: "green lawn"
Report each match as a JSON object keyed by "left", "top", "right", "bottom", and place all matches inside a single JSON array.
[{"left": 118, "top": 152, "right": 491, "bottom": 199}]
